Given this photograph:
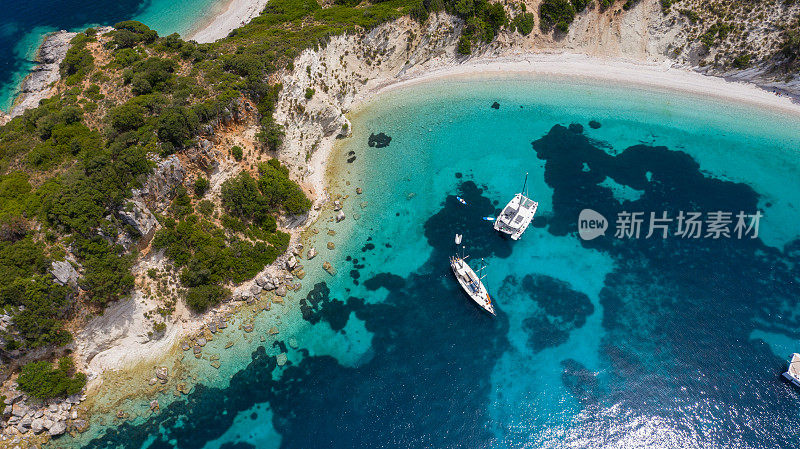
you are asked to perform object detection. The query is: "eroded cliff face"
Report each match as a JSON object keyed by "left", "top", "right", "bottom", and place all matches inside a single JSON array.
[
  {"left": 273, "top": 1, "right": 800, "bottom": 187},
  {"left": 273, "top": 7, "right": 681, "bottom": 187}
]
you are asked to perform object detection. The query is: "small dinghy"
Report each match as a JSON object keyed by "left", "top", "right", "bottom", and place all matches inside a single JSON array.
[
  {"left": 449, "top": 234, "right": 495, "bottom": 316},
  {"left": 494, "top": 173, "right": 538, "bottom": 240}
]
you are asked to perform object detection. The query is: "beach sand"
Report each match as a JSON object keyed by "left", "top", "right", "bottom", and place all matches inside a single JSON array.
[{"left": 188, "top": 0, "right": 269, "bottom": 43}]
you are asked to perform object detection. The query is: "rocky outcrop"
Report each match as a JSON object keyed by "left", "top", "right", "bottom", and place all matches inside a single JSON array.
[
  {"left": 9, "top": 31, "right": 76, "bottom": 118},
  {"left": 50, "top": 260, "right": 79, "bottom": 286},
  {"left": 2, "top": 389, "right": 85, "bottom": 438},
  {"left": 119, "top": 198, "right": 158, "bottom": 238},
  {"left": 134, "top": 155, "right": 186, "bottom": 213}
]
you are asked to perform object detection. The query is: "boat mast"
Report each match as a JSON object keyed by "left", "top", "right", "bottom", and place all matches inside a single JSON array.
[{"left": 522, "top": 172, "right": 529, "bottom": 197}]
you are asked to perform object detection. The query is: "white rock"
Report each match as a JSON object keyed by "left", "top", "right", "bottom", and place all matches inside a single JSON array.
[{"left": 48, "top": 421, "right": 66, "bottom": 436}]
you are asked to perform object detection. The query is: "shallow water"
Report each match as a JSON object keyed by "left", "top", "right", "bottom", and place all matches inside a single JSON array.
[
  {"left": 0, "top": 0, "right": 221, "bottom": 112},
  {"left": 73, "top": 77, "right": 800, "bottom": 449}
]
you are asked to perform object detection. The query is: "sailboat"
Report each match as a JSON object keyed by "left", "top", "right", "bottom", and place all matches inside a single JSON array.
[
  {"left": 494, "top": 173, "right": 538, "bottom": 240},
  {"left": 449, "top": 234, "right": 495, "bottom": 316}
]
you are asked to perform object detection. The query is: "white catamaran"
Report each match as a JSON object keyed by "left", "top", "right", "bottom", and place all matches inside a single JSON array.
[
  {"left": 494, "top": 173, "right": 538, "bottom": 240},
  {"left": 449, "top": 234, "right": 495, "bottom": 316},
  {"left": 783, "top": 353, "right": 800, "bottom": 387}
]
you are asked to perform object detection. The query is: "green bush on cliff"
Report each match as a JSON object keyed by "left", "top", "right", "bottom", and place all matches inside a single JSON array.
[
  {"left": 61, "top": 36, "right": 94, "bottom": 85},
  {"left": 539, "top": 0, "right": 575, "bottom": 33},
  {"left": 17, "top": 357, "right": 86, "bottom": 399},
  {"left": 185, "top": 285, "right": 230, "bottom": 313},
  {"left": 110, "top": 21, "right": 158, "bottom": 49},
  {"left": 512, "top": 12, "right": 535, "bottom": 35}
]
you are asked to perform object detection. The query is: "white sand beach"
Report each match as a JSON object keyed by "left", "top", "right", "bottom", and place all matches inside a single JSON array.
[{"left": 189, "top": 0, "right": 269, "bottom": 43}]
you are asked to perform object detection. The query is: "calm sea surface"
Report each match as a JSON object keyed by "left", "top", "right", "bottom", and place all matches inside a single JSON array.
[{"left": 67, "top": 77, "right": 800, "bottom": 449}]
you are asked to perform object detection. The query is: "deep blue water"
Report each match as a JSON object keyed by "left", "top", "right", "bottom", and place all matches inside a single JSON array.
[
  {"left": 0, "top": 0, "right": 220, "bottom": 112},
  {"left": 69, "top": 78, "right": 800, "bottom": 449}
]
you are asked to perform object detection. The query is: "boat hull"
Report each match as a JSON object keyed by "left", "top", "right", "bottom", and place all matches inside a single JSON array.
[
  {"left": 494, "top": 193, "right": 537, "bottom": 240},
  {"left": 449, "top": 256, "right": 495, "bottom": 315}
]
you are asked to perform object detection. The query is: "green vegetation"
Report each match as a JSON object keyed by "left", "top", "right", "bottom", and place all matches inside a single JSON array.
[
  {"left": 732, "top": 53, "right": 751, "bottom": 69},
  {"left": 152, "top": 216, "right": 287, "bottom": 312},
  {"left": 17, "top": 357, "right": 86, "bottom": 399},
  {"left": 700, "top": 22, "right": 733, "bottom": 47},
  {"left": 511, "top": 4, "right": 535, "bottom": 36},
  {"left": 231, "top": 145, "right": 244, "bottom": 161},
  {"left": 679, "top": 9, "right": 700, "bottom": 24},
  {"left": 194, "top": 177, "right": 210, "bottom": 197},
  {"left": 61, "top": 34, "right": 95, "bottom": 85},
  {"left": 305, "top": 87, "right": 315, "bottom": 99},
  {"left": 539, "top": 0, "right": 575, "bottom": 33}
]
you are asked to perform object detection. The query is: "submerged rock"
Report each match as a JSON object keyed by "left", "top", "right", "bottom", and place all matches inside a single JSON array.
[
  {"left": 322, "top": 261, "right": 336, "bottom": 275},
  {"left": 368, "top": 132, "right": 392, "bottom": 148},
  {"left": 276, "top": 353, "right": 288, "bottom": 366},
  {"left": 491, "top": 101, "right": 500, "bottom": 109},
  {"left": 327, "top": 242, "right": 335, "bottom": 250},
  {"left": 307, "top": 248, "right": 317, "bottom": 259},
  {"left": 336, "top": 211, "right": 345, "bottom": 222}
]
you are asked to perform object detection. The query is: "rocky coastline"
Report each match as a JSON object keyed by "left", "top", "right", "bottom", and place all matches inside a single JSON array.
[
  {"left": 0, "top": 31, "right": 76, "bottom": 126},
  {"left": 2, "top": 1, "right": 800, "bottom": 446}
]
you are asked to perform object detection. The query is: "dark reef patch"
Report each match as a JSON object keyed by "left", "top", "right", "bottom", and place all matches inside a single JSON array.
[
  {"left": 363, "top": 273, "right": 406, "bottom": 291},
  {"left": 561, "top": 359, "right": 600, "bottom": 406},
  {"left": 491, "top": 101, "right": 500, "bottom": 109},
  {"left": 424, "top": 180, "right": 512, "bottom": 260},
  {"left": 368, "top": 132, "right": 392, "bottom": 148},
  {"left": 514, "top": 274, "right": 593, "bottom": 352},
  {"left": 533, "top": 123, "right": 800, "bottom": 445},
  {"left": 298, "top": 282, "right": 353, "bottom": 331},
  {"left": 568, "top": 123, "right": 584, "bottom": 133},
  {"left": 346, "top": 150, "right": 356, "bottom": 163},
  {"left": 588, "top": 120, "right": 601, "bottom": 129}
]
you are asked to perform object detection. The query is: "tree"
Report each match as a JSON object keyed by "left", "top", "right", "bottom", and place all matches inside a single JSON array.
[
  {"left": 194, "top": 177, "right": 210, "bottom": 197},
  {"left": 157, "top": 107, "right": 199, "bottom": 146},
  {"left": 17, "top": 357, "right": 86, "bottom": 399},
  {"left": 539, "top": 0, "right": 575, "bottom": 33},
  {"left": 185, "top": 285, "right": 229, "bottom": 313}
]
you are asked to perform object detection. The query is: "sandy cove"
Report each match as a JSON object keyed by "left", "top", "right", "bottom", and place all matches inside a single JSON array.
[
  {"left": 84, "top": 10, "right": 800, "bottom": 394},
  {"left": 34, "top": 3, "right": 800, "bottom": 439},
  {"left": 188, "top": 0, "right": 269, "bottom": 43}
]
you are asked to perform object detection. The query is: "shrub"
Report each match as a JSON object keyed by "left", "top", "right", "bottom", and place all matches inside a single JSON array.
[
  {"left": 157, "top": 107, "right": 199, "bottom": 146},
  {"left": 17, "top": 357, "right": 86, "bottom": 399},
  {"left": 732, "top": 53, "right": 751, "bottom": 69},
  {"left": 539, "top": 0, "right": 575, "bottom": 33},
  {"left": 194, "top": 177, "right": 210, "bottom": 197},
  {"left": 107, "top": 102, "right": 146, "bottom": 133},
  {"left": 457, "top": 35, "right": 472, "bottom": 54},
  {"left": 231, "top": 145, "right": 243, "bottom": 161},
  {"left": 185, "top": 285, "right": 229, "bottom": 313},
  {"left": 571, "top": 0, "right": 589, "bottom": 12},
  {"left": 197, "top": 199, "right": 215, "bottom": 216},
  {"left": 512, "top": 12, "right": 535, "bottom": 35},
  {"left": 305, "top": 87, "right": 315, "bottom": 99},
  {"left": 61, "top": 36, "right": 94, "bottom": 85},
  {"left": 111, "top": 21, "right": 158, "bottom": 49}
]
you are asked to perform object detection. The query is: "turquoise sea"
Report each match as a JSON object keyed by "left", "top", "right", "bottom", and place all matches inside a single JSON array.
[
  {"left": 0, "top": 0, "right": 224, "bottom": 113},
  {"left": 70, "top": 76, "right": 800, "bottom": 448}
]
